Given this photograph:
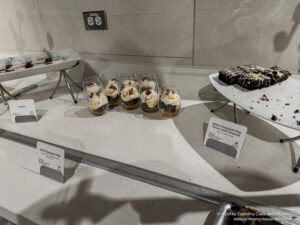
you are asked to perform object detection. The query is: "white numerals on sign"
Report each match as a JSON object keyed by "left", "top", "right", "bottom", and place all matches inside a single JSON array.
[
  {"left": 87, "top": 17, "right": 94, "bottom": 26},
  {"left": 95, "top": 16, "right": 102, "bottom": 25}
]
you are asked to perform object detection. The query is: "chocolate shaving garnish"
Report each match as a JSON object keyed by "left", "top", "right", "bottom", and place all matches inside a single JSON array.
[
  {"left": 285, "top": 103, "right": 290, "bottom": 106},
  {"left": 88, "top": 82, "right": 95, "bottom": 86},
  {"left": 260, "top": 94, "right": 269, "bottom": 101},
  {"left": 96, "top": 92, "right": 100, "bottom": 97},
  {"left": 25, "top": 61, "right": 33, "bottom": 68},
  {"left": 129, "top": 88, "right": 134, "bottom": 95},
  {"left": 271, "top": 115, "right": 278, "bottom": 121},
  {"left": 128, "top": 82, "right": 132, "bottom": 86},
  {"left": 172, "top": 90, "right": 175, "bottom": 95},
  {"left": 109, "top": 85, "right": 117, "bottom": 90},
  {"left": 142, "top": 77, "right": 151, "bottom": 81},
  {"left": 294, "top": 109, "right": 299, "bottom": 114},
  {"left": 145, "top": 88, "right": 152, "bottom": 95},
  {"left": 111, "top": 78, "right": 117, "bottom": 82},
  {"left": 89, "top": 93, "right": 94, "bottom": 98},
  {"left": 166, "top": 89, "right": 171, "bottom": 95}
]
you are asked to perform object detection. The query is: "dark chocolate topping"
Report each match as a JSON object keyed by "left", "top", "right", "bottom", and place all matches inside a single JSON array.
[
  {"left": 145, "top": 88, "right": 152, "bottom": 95},
  {"left": 129, "top": 88, "right": 134, "bottom": 95},
  {"left": 109, "top": 85, "right": 117, "bottom": 90}
]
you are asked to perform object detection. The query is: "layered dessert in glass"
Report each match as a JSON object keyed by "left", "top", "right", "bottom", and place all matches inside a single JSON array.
[
  {"left": 121, "top": 86, "right": 140, "bottom": 110},
  {"left": 159, "top": 87, "right": 181, "bottom": 117},
  {"left": 139, "top": 75, "right": 157, "bottom": 92},
  {"left": 102, "top": 72, "right": 121, "bottom": 107},
  {"left": 140, "top": 88, "right": 159, "bottom": 112},
  {"left": 83, "top": 76, "right": 108, "bottom": 115}
]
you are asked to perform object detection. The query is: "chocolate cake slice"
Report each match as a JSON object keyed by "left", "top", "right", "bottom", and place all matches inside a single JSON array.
[
  {"left": 238, "top": 73, "right": 271, "bottom": 90},
  {"left": 219, "top": 68, "right": 243, "bottom": 85}
]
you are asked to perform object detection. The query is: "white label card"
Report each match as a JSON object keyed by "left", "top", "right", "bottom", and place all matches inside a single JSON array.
[
  {"left": 204, "top": 117, "right": 247, "bottom": 158},
  {"left": 8, "top": 99, "right": 37, "bottom": 123},
  {"left": 37, "top": 141, "right": 64, "bottom": 176}
]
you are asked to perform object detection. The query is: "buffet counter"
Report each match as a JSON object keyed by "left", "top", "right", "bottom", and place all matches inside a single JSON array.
[{"left": 0, "top": 61, "right": 300, "bottom": 225}]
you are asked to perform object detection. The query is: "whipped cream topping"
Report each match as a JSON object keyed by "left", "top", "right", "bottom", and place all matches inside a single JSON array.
[
  {"left": 89, "top": 92, "right": 108, "bottom": 110},
  {"left": 139, "top": 77, "right": 156, "bottom": 90},
  {"left": 121, "top": 86, "right": 139, "bottom": 101},
  {"left": 86, "top": 83, "right": 101, "bottom": 96},
  {"left": 122, "top": 80, "right": 138, "bottom": 88},
  {"left": 160, "top": 89, "right": 181, "bottom": 106},
  {"left": 104, "top": 83, "right": 119, "bottom": 98},
  {"left": 108, "top": 79, "right": 119, "bottom": 86},
  {"left": 140, "top": 89, "right": 159, "bottom": 108}
]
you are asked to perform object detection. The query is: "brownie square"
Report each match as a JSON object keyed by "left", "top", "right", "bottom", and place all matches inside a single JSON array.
[
  {"left": 263, "top": 69, "right": 286, "bottom": 85},
  {"left": 270, "top": 66, "right": 291, "bottom": 81},
  {"left": 237, "top": 64, "right": 264, "bottom": 74},
  {"left": 219, "top": 68, "right": 242, "bottom": 85}
]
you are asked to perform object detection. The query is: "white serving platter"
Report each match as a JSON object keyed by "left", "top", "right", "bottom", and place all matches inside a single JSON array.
[
  {"left": 209, "top": 73, "right": 300, "bottom": 131},
  {"left": 0, "top": 48, "right": 81, "bottom": 82}
]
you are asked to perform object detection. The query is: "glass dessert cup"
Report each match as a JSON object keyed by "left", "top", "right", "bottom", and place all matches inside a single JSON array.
[
  {"left": 120, "top": 73, "right": 138, "bottom": 89},
  {"left": 159, "top": 87, "right": 181, "bottom": 117},
  {"left": 138, "top": 74, "right": 158, "bottom": 93},
  {"left": 101, "top": 72, "right": 121, "bottom": 107},
  {"left": 83, "top": 76, "right": 102, "bottom": 95},
  {"left": 121, "top": 86, "right": 140, "bottom": 110},
  {"left": 88, "top": 92, "right": 108, "bottom": 116},
  {"left": 140, "top": 88, "right": 159, "bottom": 113},
  {"left": 83, "top": 76, "right": 108, "bottom": 116}
]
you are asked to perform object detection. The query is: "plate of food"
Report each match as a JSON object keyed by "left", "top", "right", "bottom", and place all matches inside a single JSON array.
[
  {"left": 209, "top": 64, "right": 300, "bottom": 131},
  {"left": 0, "top": 48, "right": 81, "bottom": 82}
]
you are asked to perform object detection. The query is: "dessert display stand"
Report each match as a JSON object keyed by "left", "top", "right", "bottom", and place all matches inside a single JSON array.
[
  {"left": 210, "top": 100, "right": 300, "bottom": 143},
  {"left": 0, "top": 83, "right": 17, "bottom": 103},
  {"left": 210, "top": 100, "right": 250, "bottom": 124},
  {"left": 49, "top": 61, "right": 83, "bottom": 104},
  {"left": 0, "top": 48, "right": 82, "bottom": 104},
  {"left": 209, "top": 73, "right": 300, "bottom": 171}
]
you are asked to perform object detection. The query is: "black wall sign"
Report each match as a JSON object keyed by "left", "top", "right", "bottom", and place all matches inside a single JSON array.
[{"left": 83, "top": 11, "right": 108, "bottom": 30}]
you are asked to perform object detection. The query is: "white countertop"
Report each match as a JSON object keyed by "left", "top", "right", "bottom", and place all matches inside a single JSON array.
[{"left": 0, "top": 62, "right": 300, "bottom": 224}]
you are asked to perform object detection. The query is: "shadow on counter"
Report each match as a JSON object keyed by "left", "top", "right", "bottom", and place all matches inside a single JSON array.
[
  {"left": 20, "top": 171, "right": 300, "bottom": 225},
  {"left": 40, "top": 180, "right": 215, "bottom": 225},
  {"left": 172, "top": 102, "right": 300, "bottom": 192}
]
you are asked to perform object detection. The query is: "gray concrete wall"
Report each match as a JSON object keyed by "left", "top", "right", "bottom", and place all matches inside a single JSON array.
[{"left": 0, "top": 0, "right": 299, "bottom": 72}]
